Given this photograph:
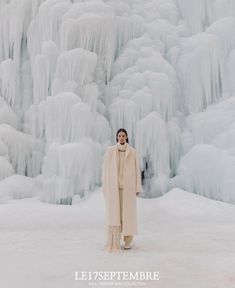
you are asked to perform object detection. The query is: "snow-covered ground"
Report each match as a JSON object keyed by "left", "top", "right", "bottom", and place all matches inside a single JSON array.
[{"left": 0, "top": 188, "right": 234, "bottom": 288}]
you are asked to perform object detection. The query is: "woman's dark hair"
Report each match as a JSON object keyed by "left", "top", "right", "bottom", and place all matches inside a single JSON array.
[{"left": 116, "top": 128, "right": 129, "bottom": 143}]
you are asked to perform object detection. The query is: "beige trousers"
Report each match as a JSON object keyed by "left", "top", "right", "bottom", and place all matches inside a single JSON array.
[
  {"left": 105, "top": 188, "right": 133, "bottom": 252},
  {"left": 119, "top": 188, "right": 133, "bottom": 246}
]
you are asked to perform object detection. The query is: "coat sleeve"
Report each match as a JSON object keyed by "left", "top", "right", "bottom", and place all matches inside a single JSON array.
[{"left": 135, "top": 150, "right": 142, "bottom": 193}]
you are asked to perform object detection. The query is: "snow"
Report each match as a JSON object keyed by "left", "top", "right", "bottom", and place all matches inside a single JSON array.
[
  {"left": 0, "top": 174, "right": 39, "bottom": 203},
  {"left": 0, "top": 188, "right": 234, "bottom": 288}
]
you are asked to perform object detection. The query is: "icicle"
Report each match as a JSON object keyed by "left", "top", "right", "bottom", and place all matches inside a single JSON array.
[
  {"left": 109, "top": 98, "right": 138, "bottom": 147},
  {"left": 33, "top": 55, "right": 49, "bottom": 105},
  {"left": 147, "top": 72, "right": 175, "bottom": 121},
  {"left": 176, "top": 144, "right": 235, "bottom": 204},
  {"left": 174, "top": 0, "right": 208, "bottom": 33},
  {"left": 0, "top": 96, "right": 20, "bottom": 129},
  {"left": 40, "top": 138, "right": 103, "bottom": 204},
  {"left": 0, "top": 156, "right": 14, "bottom": 181},
  {"left": 174, "top": 0, "right": 235, "bottom": 34},
  {"left": 59, "top": 1, "right": 143, "bottom": 82},
  {"left": 52, "top": 48, "right": 98, "bottom": 91},
  {"left": 32, "top": 41, "right": 59, "bottom": 105},
  {"left": 38, "top": 92, "right": 81, "bottom": 144},
  {"left": 0, "top": 3, "right": 11, "bottom": 61},
  {"left": 82, "top": 83, "right": 99, "bottom": 112},
  {"left": 0, "top": 59, "right": 17, "bottom": 107},
  {"left": 166, "top": 119, "right": 182, "bottom": 177},
  {"left": 90, "top": 114, "right": 112, "bottom": 145},
  {"left": 131, "top": 87, "right": 153, "bottom": 119},
  {"left": 135, "top": 112, "right": 171, "bottom": 180},
  {"left": 206, "top": 17, "right": 235, "bottom": 58},
  {"left": 107, "top": 46, "right": 178, "bottom": 123},
  {"left": 177, "top": 33, "right": 222, "bottom": 113},
  {"left": 27, "top": 0, "right": 71, "bottom": 65},
  {"left": 70, "top": 102, "right": 94, "bottom": 141},
  {"left": 0, "top": 124, "right": 44, "bottom": 177},
  {"left": 176, "top": 96, "right": 235, "bottom": 204},
  {"left": 213, "top": 0, "right": 235, "bottom": 21},
  {"left": 227, "top": 49, "right": 235, "bottom": 97}
]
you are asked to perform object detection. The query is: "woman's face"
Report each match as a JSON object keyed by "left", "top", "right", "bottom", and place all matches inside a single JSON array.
[{"left": 117, "top": 131, "right": 127, "bottom": 144}]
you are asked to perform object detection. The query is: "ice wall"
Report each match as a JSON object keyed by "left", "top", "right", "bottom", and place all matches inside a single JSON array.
[
  {"left": 171, "top": 97, "right": 235, "bottom": 204},
  {"left": 0, "top": 124, "right": 44, "bottom": 177},
  {"left": 0, "top": 0, "right": 235, "bottom": 203},
  {"left": 174, "top": 0, "right": 235, "bottom": 33},
  {"left": 40, "top": 138, "right": 103, "bottom": 204},
  {"left": 0, "top": 174, "right": 39, "bottom": 203}
]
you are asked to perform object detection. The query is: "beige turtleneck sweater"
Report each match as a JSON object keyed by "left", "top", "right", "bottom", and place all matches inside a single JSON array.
[{"left": 117, "top": 142, "right": 127, "bottom": 189}]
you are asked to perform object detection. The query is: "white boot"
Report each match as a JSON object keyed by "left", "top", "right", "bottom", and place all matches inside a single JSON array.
[{"left": 124, "top": 235, "right": 133, "bottom": 250}]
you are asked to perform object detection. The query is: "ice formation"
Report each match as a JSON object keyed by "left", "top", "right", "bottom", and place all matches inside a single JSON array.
[
  {"left": 0, "top": 174, "right": 39, "bottom": 203},
  {"left": 38, "top": 92, "right": 81, "bottom": 144},
  {"left": 0, "top": 124, "right": 44, "bottom": 177},
  {"left": 40, "top": 138, "right": 103, "bottom": 204},
  {"left": 0, "top": 156, "right": 14, "bottom": 181},
  {"left": 174, "top": 0, "right": 235, "bottom": 33},
  {"left": 175, "top": 144, "right": 235, "bottom": 204},
  {"left": 176, "top": 33, "right": 222, "bottom": 113},
  {"left": 0, "top": 59, "right": 17, "bottom": 107},
  {"left": 173, "top": 97, "right": 235, "bottom": 203},
  {"left": 0, "top": 96, "right": 20, "bottom": 129},
  {"left": 0, "top": 0, "right": 235, "bottom": 203}
]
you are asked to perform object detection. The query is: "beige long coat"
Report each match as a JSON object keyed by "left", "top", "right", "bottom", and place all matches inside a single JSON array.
[{"left": 101, "top": 142, "right": 142, "bottom": 236}]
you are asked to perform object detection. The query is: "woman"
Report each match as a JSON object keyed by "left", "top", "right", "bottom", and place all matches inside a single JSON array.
[{"left": 101, "top": 128, "right": 142, "bottom": 252}]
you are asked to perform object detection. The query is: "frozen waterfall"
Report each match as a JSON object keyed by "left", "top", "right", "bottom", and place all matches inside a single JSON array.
[{"left": 0, "top": 0, "right": 235, "bottom": 204}]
